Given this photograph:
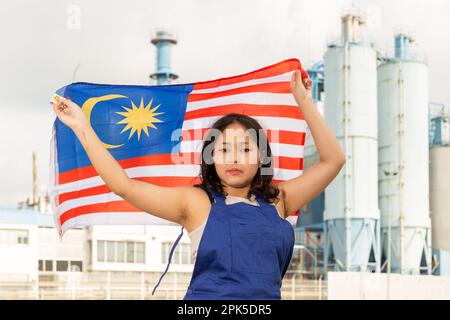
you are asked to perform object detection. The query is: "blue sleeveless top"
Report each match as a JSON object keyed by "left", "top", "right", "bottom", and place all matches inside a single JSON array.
[{"left": 152, "top": 187, "right": 295, "bottom": 299}]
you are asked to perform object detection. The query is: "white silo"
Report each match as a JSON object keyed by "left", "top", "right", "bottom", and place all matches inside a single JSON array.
[
  {"left": 429, "top": 107, "right": 450, "bottom": 275},
  {"left": 323, "top": 8, "right": 380, "bottom": 272},
  {"left": 377, "top": 30, "right": 432, "bottom": 274}
]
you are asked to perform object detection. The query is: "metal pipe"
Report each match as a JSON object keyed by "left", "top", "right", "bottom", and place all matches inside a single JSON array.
[
  {"left": 299, "top": 236, "right": 303, "bottom": 286},
  {"left": 387, "top": 165, "right": 392, "bottom": 298},
  {"left": 376, "top": 213, "right": 381, "bottom": 272},
  {"left": 291, "top": 274, "right": 296, "bottom": 300},
  {"left": 398, "top": 66, "right": 405, "bottom": 273},
  {"left": 314, "top": 246, "right": 318, "bottom": 280},
  {"left": 32, "top": 151, "right": 38, "bottom": 207},
  {"left": 323, "top": 222, "right": 328, "bottom": 278},
  {"left": 343, "top": 39, "right": 351, "bottom": 271}
]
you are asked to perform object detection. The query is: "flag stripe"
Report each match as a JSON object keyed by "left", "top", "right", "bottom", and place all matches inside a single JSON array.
[
  {"left": 181, "top": 116, "right": 306, "bottom": 132},
  {"left": 60, "top": 212, "right": 178, "bottom": 234},
  {"left": 57, "top": 152, "right": 303, "bottom": 190},
  {"left": 192, "top": 58, "right": 301, "bottom": 90},
  {"left": 182, "top": 128, "right": 306, "bottom": 145},
  {"left": 184, "top": 104, "right": 303, "bottom": 121},
  {"left": 191, "top": 70, "right": 295, "bottom": 94},
  {"left": 57, "top": 169, "right": 303, "bottom": 226},
  {"left": 57, "top": 139, "right": 304, "bottom": 185},
  {"left": 187, "top": 82, "right": 292, "bottom": 102},
  {"left": 58, "top": 179, "right": 299, "bottom": 231},
  {"left": 59, "top": 200, "right": 154, "bottom": 226},
  {"left": 185, "top": 92, "right": 298, "bottom": 111},
  {"left": 54, "top": 165, "right": 302, "bottom": 198},
  {"left": 180, "top": 141, "right": 303, "bottom": 157},
  {"left": 58, "top": 176, "right": 203, "bottom": 204}
]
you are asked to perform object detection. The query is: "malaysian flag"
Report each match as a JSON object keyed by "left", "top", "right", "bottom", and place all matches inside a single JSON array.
[{"left": 49, "top": 58, "right": 309, "bottom": 237}]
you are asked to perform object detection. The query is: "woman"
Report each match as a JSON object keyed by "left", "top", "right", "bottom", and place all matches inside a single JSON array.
[{"left": 51, "top": 69, "right": 345, "bottom": 299}]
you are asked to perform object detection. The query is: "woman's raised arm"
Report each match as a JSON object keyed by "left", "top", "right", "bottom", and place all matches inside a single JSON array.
[
  {"left": 276, "top": 70, "right": 346, "bottom": 218},
  {"left": 51, "top": 98, "right": 190, "bottom": 225}
]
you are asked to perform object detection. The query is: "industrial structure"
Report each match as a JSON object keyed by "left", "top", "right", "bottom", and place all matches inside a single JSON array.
[
  {"left": 322, "top": 7, "right": 381, "bottom": 273},
  {"left": 377, "top": 29, "right": 432, "bottom": 274},
  {"left": 296, "top": 6, "right": 448, "bottom": 279},
  {"left": 429, "top": 105, "right": 450, "bottom": 276},
  {"left": 149, "top": 30, "right": 178, "bottom": 85}
]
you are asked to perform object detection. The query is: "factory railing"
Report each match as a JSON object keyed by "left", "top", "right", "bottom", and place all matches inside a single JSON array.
[{"left": 0, "top": 270, "right": 326, "bottom": 300}]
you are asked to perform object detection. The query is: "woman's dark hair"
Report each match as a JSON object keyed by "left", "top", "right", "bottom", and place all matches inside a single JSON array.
[{"left": 194, "top": 113, "right": 280, "bottom": 203}]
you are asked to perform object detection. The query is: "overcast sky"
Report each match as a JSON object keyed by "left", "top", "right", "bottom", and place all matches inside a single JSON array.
[{"left": 1, "top": 0, "right": 449, "bottom": 206}]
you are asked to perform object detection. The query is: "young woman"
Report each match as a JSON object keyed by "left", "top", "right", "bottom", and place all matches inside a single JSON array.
[{"left": 51, "top": 69, "right": 345, "bottom": 300}]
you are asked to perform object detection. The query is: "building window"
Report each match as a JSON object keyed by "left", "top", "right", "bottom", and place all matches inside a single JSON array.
[
  {"left": 17, "top": 230, "right": 28, "bottom": 244},
  {"left": 38, "top": 260, "right": 57, "bottom": 272},
  {"left": 180, "top": 243, "right": 190, "bottom": 264},
  {"left": 107, "top": 241, "right": 115, "bottom": 262},
  {"left": 126, "top": 241, "right": 134, "bottom": 263},
  {"left": 136, "top": 242, "right": 145, "bottom": 263},
  {"left": 117, "top": 242, "right": 125, "bottom": 263},
  {"left": 0, "top": 228, "right": 29, "bottom": 245},
  {"left": 87, "top": 240, "right": 92, "bottom": 266},
  {"left": 162, "top": 242, "right": 170, "bottom": 263},
  {"left": 45, "top": 260, "right": 53, "bottom": 272},
  {"left": 173, "top": 242, "right": 180, "bottom": 264},
  {"left": 47, "top": 260, "right": 82, "bottom": 272},
  {"left": 162, "top": 241, "right": 191, "bottom": 265},
  {"left": 97, "top": 240, "right": 105, "bottom": 262},
  {"left": 56, "top": 260, "right": 69, "bottom": 272},
  {"left": 96, "top": 240, "right": 145, "bottom": 264},
  {"left": 69, "top": 261, "right": 82, "bottom": 272}
]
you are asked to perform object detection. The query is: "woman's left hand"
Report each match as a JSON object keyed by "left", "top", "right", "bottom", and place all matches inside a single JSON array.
[{"left": 290, "top": 69, "right": 313, "bottom": 107}]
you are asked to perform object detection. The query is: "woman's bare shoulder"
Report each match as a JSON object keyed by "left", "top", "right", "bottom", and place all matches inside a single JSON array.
[
  {"left": 183, "top": 186, "right": 211, "bottom": 201},
  {"left": 273, "top": 190, "right": 288, "bottom": 219},
  {"left": 178, "top": 186, "right": 212, "bottom": 233}
]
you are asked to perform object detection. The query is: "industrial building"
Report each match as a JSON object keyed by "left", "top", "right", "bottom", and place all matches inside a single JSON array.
[{"left": 296, "top": 6, "right": 449, "bottom": 280}]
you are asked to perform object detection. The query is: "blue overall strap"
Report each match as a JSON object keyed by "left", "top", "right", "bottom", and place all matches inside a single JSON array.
[{"left": 152, "top": 225, "right": 184, "bottom": 296}]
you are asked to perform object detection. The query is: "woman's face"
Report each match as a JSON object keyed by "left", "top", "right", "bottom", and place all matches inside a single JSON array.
[{"left": 212, "top": 122, "right": 261, "bottom": 190}]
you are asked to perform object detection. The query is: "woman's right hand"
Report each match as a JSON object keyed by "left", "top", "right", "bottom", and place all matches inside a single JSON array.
[
  {"left": 290, "top": 69, "right": 313, "bottom": 108},
  {"left": 51, "top": 97, "right": 89, "bottom": 131}
]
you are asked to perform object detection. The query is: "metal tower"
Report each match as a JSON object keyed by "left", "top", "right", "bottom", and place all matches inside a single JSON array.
[
  {"left": 150, "top": 30, "right": 178, "bottom": 85},
  {"left": 323, "top": 7, "right": 381, "bottom": 274}
]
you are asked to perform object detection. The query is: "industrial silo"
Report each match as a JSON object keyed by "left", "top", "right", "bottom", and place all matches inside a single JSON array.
[
  {"left": 323, "top": 8, "right": 380, "bottom": 272},
  {"left": 429, "top": 108, "right": 450, "bottom": 276},
  {"left": 377, "top": 31, "right": 432, "bottom": 274}
]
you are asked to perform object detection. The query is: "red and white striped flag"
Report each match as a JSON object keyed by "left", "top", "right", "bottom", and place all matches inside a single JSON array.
[{"left": 50, "top": 58, "right": 308, "bottom": 236}]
